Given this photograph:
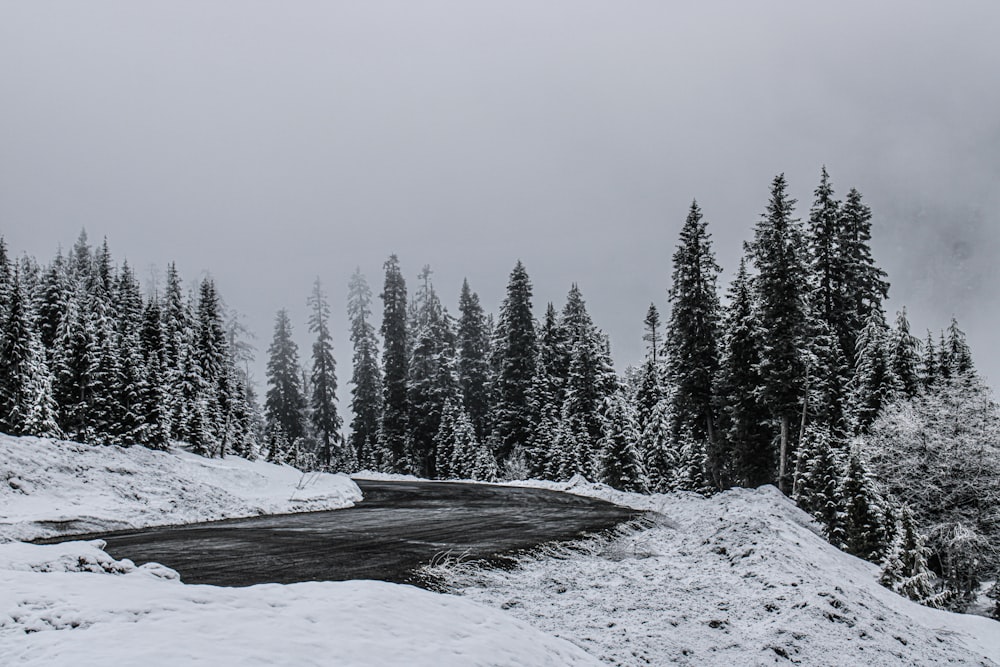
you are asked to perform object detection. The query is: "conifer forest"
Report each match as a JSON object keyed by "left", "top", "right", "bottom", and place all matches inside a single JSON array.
[{"left": 1, "top": 169, "right": 997, "bottom": 614}]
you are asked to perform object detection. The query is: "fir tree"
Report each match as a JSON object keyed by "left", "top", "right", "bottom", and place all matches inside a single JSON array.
[
  {"left": 138, "top": 297, "right": 170, "bottom": 449},
  {"left": 638, "top": 397, "right": 675, "bottom": 493},
  {"left": 307, "top": 278, "right": 342, "bottom": 469},
  {"left": 456, "top": 279, "right": 491, "bottom": 441},
  {"left": 793, "top": 424, "right": 846, "bottom": 546},
  {"left": 850, "top": 308, "right": 896, "bottom": 432},
  {"left": 944, "top": 317, "right": 974, "bottom": 377},
  {"left": 880, "top": 506, "right": 942, "bottom": 607},
  {"left": 888, "top": 307, "right": 922, "bottom": 398},
  {"left": 491, "top": 260, "right": 537, "bottom": 467},
  {"left": 842, "top": 450, "right": 887, "bottom": 561},
  {"left": 264, "top": 309, "right": 307, "bottom": 462},
  {"left": 526, "top": 302, "right": 568, "bottom": 476},
  {"left": 921, "top": 330, "right": 938, "bottom": 388},
  {"left": 838, "top": 187, "right": 889, "bottom": 366},
  {"left": 635, "top": 304, "right": 664, "bottom": 433},
  {"left": 666, "top": 200, "right": 722, "bottom": 487},
  {"left": 716, "top": 257, "right": 772, "bottom": 488},
  {"left": 642, "top": 302, "right": 662, "bottom": 364},
  {"left": 599, "top": 393, "right": 646, "bottom": 493},
  {"left": 750, "top": 174, "right": 810, "bottom": 493},
  {"left": 380, "top": 255, "right": 410, "bottom": 473},
  {"left": 347, "top": 269, "right": 383, "bottom": 470}
]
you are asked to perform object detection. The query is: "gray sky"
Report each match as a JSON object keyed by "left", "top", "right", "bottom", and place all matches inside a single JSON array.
[{"left": 2, "top": 1, "right": 999, "bottom": 389}]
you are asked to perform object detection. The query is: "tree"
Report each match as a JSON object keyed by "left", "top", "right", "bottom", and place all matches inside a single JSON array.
[
  {"left": 842, "top": 450, "right": 887, "bottom": 562},
  {"left": 666, "top": 200, "right": 722, "bottom": 486},
  {"left": 642, "top": 303, "right": 662, "bottom": 364},
  {"left": 307, "top": 278, "right": 342, "bottom": 469},
  {"left": 526, "top": 302, "right": 568, "bottom": 476},
  {"left": 347, "top": 269, "right": 383, "bottom": 470},
  {"left": 491, "top": 261, "right": 537, "bottom": 467},
  {"left": 599, "top": 393, "right": 646, "bottom": 492},
  {"left": 0, "top": 267, "right": 61, "bottom": 437},
  {"left": 138, "top": 296, "right": 170, "bottom": 449},
  {"left": 750, "top": 174, "right": 811, "bottom": 494},
  {"left": 793, "top": 424, "right": 845, "bottom": 546},
  {"left": 638, "top": 398, "right": 675, "bottom": 493},
  {"left": 456, "top": 279, "right": 491, "bottom": 441},
  {"left": 264, "top": 309, "right": 306, "bottom": 463},
  {"left": 838, "top": 187, "right": 889, "bottom": 366},
  {"left": 194, "top": 278, "right": 231, "bottom": 455},
  {"left": 880, "top": 506, "right": 943, "bottom": 608},
  {"left": 850, "top": 308, "right": 895, "bottom": 433},
  {"left": 380, "top": 255, "right": 410, "bottom": 473},
  {"left": 888, "top": 307, "right": 921, "bottom": 398},
  {"left": 716, "top": 257, "right": 772, "bottom": 488}
]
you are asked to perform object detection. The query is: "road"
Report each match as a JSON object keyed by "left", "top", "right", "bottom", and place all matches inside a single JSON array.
[{"left": 76, "top": 480, "right": 642, "bottom": 587}]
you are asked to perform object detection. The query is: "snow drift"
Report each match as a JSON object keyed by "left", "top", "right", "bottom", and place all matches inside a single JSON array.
[
  {"left": 0, "top": 434, "right": 362, "bottom": 542},
  {"left": 436, "top": 478, "right": 1000, "bottom": 666}
]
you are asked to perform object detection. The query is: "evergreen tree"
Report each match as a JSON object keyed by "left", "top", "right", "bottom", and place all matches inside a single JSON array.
[
  {"left": 51, "top": 283, "right": 96, "bottom": 440},
  {"left": 717, "top": 258, "right": 772, "bottom": 488},
  {"left": 750, "top": 174, "right": 810, "bottom": 493},
  {"left": 944, "top": 317, "right": 974, "bottom": 377},
  {"left": 921, "top": 330, "right": 938, "bottom": 388},
  {"left": 598, "top": 393, "right": 646, "bottom": 492},
  {"left": 879, "top": 506, "right": 942, "bottom": 607},
  {"left": 525, "top": 302, "right": 568, "bottom": 476},
  {"left": 110, "top": 262, "right": 145, "bottom": 445},
  {"left": 838, "top": 187, "right": 890, "bottom": 366},
  {"left": 888, "top": 307, "right": 922, "bottom": 398},
  {"left": 842, "top": 450, "right": 887, "bottom": 561},
  {"left": 264, "top": 309, "right": 306, "bottom": 462},
  {"left": 307, "top": 278, "right": 342, "bottom": 469},
  {"left": 449, "top": 405, "right": 498, "bottom": 482},
  {"left": 850, "top": 308, "right": 896, "bottom": 432},
  {"left": 456, "top": 279, "right": 491, "bottom": 440},
  {"left": 807, "top": 167, "right": 844, "bottom": 330},
  {"left": 138, "top": 297, "right": 170, "bottom": 449},
  {"left": 347, "top": 269, "right": 383, "bottom": 470},
  {"left": 642, "top": 302, "right": 662, "bottom": 364},
  {"left": 793, "top": 424, "right": 846, "bottom": 546},
  {"left": 635, "top": 304, "right": 664, "bottom": 433},
  {"left": 0, "top": 267, "right": 61, "bottom": 437},
  {"left": 666, "top": 200, "right": 722, "bottom": 486},
  {"left": 380, "top": 255, "right": 410, "bottom": 473},
  {"left": 638, "top": 397, "right": 675, "bottom": 493},
  {"left": 162, "top": 263, "right": 194, "bottom": 441},
  {"left": 672, "top": 428, "right": 713, "bottom": 494},
  {"left": 491, "top": 260, "right": 537, "bottom": 467}
]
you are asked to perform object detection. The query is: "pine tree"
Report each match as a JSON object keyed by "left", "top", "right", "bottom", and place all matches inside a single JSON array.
[
  {"left": 138, "top": 297, "right": 170, "bottom": 449},
  {"left": 838, "top": 187, "right": 890, "bottom": 367},
  {"left": 0, "top": 267, "right": 61, "bottom": 437},
  {"left": 491, "top": 260, "right": 537, "bottom": 467},
  {"left": 750, "top": 174, "right": 810, "bottom": 493},
  {"left": 638, "top": 397, "right": 675, "bottom": 493},
  {"left": 717, "top": 257, "right": 772, "bottom": 488},
  {"left": 265, "top": 309, "right": 307, "bottom": 463},
  {"left": 921, "top": 330, "right": 938, "bottom": 388},
  {"left": 850, "top": 308, "right": 896, "bottom": 432},
  {"left": 307, "top": 278, "right": 341, "bottom": 469},
  {"left": 793, "top": 424, "right": 846, "bottom": 546},
  {"left": 672, "top": 428, "right": 713, "bottom": 494},
  {"left": 642, "top": 303, "right": 662, "bottom": 365},
  {"left": 51, "top": 283, "right": 96, "bottom": 440},
  {"left": 880, "top": 506, "right": 941, "bottom": 607},
  {"left": 380, "top": 255, "right": 410, "bottom": 473},
  {"left": 526, "top": 302, "right": 568, "bottom": 476},
  {"left": 842, "top": 450, "right": 887, "bottom": 561},
  {"left": 111, "top": 262, "right": 145, "bottom": 445},
  {"left": 944, "top": 317, "right": 974, "bottom": 377},
  {"left": 888, "top": 308, "right": 922, "bottom": 398},
  {"left": 667, "top": 200, "right": 722, "bottom": 487},
  {"left": 599, "top": 393, "right": 646, "bottom": 492},
  {"left": 807, "top": 167, "right": 844, "bottom": 330},
  {"left": 162, "top": 263, "right": 194, "bottom": 441},
  {"left": 347, "top": 269, "right": 383, "bottom": 470},
  {"left": 457, "top": 279, "right": 491, "bottom": 441}
]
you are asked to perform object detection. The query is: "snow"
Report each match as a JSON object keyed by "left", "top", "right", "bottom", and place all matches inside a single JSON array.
[
  {"left": 0, "top": 540, "right": 601, "bottom": 667},
  {"left": 433, "top": 478, "right": 1000, "bottom": 666},
  {"left": 0, "top": 435, "right": 362, "bottom": 542}
]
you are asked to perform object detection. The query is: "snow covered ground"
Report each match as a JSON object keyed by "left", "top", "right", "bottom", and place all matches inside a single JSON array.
[
  {"left": 0, "top": 434, "right": 362, "bottom": 542},
  {"left": 431, "top": 478, "right": 1000, "bottom": 666},
  {"left": 0, "top": 539, "right": 600, "bottom": 666}
]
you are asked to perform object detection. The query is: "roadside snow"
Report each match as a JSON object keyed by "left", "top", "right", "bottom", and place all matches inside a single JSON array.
[
  {"left": 0, "top": 540, "right": 601, "bottom": 667},
  {"left": 436, "top": 479, "right": 1000, "bottom": 666},
  {"left": 0, "top": 435, "right": 362, "bottom": 542}
]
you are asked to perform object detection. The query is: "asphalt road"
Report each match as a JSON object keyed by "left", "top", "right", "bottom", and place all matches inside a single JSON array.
[{"left": 67, "top": 480, "right": 642, "bottom": 588}]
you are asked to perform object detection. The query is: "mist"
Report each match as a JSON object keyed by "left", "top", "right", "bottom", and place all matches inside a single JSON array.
[{"left": 2, "top": 0, "right": 998, "bottom": 386}]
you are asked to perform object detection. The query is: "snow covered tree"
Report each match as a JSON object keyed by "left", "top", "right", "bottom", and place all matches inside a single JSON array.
[
  {"left": 888, "top": 307, "right": 921, "bottom": 399},
  {"left": 347, "top": 269, "right": 383, "bottom": 470},
  {"left": 838, "top": 187, "right": 889, "bottom": 367},
  {"left": 457, "top": 279, "right": 491, "bottom": 441},
  {"left": 842, "top": 450, "right": 887, "bottom": 562},
  {"left": 716, "top": 258, "right": 772, "bottom": 488},
  {"left": 194, "top": 278, "right": 232, "bottom": 455},
  {"left": 307, "top": 278, "right": 342, "bottom": 469},
  {"left": 750, "top": 174, "right": 810, "bottom": 494},
  {"left": 638, "top": 397, "right": 675, "bottom": 493},
  {"left": 943, "top": 317, "right": 974, "bottom": 378},
  {"left": 666, "top": 200, "right": 722, "bottom": 486},
  {"left": 635, "top": 304, "right": 664, "bottom": 433},
  {"left": 850, "top": 308, "right": 896, "bottom": 432},
  {"left": 491, "top": 260, "right": 537, "bottom": 467},
  {"left": 138, "top": 297, "right": 170, "bottom": 449},
  {"left": 0, "top": 267, "right": 61, "bottom": 437},
  {"left": 792, "top": 424, "right": 845, "bottom": 546},
  {"left": 598, "top": 393, "right": 646, "bottom": 492},
  {"left": 264, "top": 309, "right": 306, "bottom": 463},
  {"left": 380, "top": 255, "right": 410, "bottom": 473},
  {"left": 880, "top": 505, "right": 943, "bottom": 608}
]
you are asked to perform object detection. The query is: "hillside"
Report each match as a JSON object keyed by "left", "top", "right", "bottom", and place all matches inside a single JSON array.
[{"left": 0, "top": 435, "right": 361, "bottom": 542}]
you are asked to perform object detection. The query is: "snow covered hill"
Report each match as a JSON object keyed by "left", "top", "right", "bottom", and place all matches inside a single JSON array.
[
  {"left": 0, "top": 434, "right": 362, "bottom": 542},
  {"left": 434, "top": 479, "right": 1000, "bottom": 666}
]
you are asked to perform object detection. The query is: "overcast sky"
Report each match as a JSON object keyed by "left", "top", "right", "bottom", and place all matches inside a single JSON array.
[{"left": 2, "top": 1, "right": 998, "bottom": 389}]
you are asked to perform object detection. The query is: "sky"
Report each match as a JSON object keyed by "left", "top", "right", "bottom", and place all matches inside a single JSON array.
[{"left": 2, "top": 1, "right": 998, "bottom": 389}]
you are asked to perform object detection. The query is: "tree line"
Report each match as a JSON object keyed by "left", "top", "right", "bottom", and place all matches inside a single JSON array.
[{"left": 1, "top": 167, "right": 995, "bottom": 613}]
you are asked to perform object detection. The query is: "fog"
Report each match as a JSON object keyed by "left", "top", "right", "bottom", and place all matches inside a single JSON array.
[{"left": 2, "top": 1, "right": 998, "bottom": 387}]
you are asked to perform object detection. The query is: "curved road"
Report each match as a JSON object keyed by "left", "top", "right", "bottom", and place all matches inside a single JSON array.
[{"left": 75, "top": 480, "right": 641, "bottom": 588}]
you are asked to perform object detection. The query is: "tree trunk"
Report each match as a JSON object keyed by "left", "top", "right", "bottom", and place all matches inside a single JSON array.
[{"left": 779, "top": 415, "right": 789, "bottom": 494}]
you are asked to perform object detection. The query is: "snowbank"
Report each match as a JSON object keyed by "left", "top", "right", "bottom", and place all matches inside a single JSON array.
[
  {"left": 438, "top": 479, "right": 1000, "bottom": 666},
  {"left": 0, "top": 435, "right": 362, "bottom": 542},
  {"left": 0, "top": 540, "right": 600, "bottom": 667}
]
